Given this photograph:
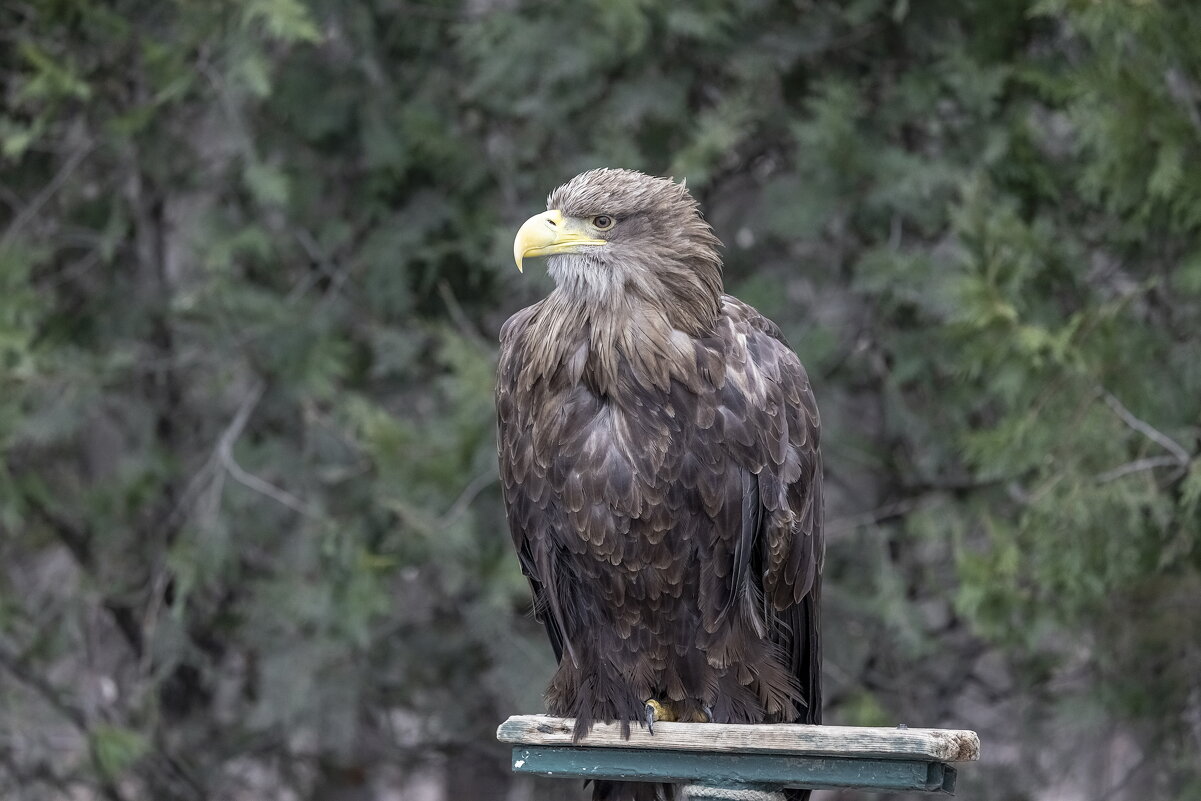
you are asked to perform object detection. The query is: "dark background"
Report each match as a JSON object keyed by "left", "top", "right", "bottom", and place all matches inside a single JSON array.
[{"left": 2, "top": 1, "right": 1199, "bottom": 799}]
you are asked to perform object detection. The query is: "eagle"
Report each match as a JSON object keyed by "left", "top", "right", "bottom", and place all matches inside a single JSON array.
[{"left": 497, "top": 169, "right": 823, "bottom": 801}]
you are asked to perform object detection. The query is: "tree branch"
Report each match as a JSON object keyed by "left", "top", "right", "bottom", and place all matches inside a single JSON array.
[
  {"left": 1095, "top": 455, "right": 1185, "bottom": 484},
  {"left": 216, "top": 381, "right": 318, "bottom": 517},
  {"left": 0, "top": 640, "right": 88, "bottom": 730},
  {"left": 0, "top": 142, "right": 94, "bottom": 256},
  {"left": 1100, "top": 389, "right": 1191, "bottom": 466},
  {"left": 826, "top": 496, "right": 934, "bottom": 536},
  {"left": 440, "top": 468, "right": 498, "bottom": 527}
]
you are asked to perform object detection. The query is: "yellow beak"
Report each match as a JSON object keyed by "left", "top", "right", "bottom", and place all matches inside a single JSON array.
[{"left": 512, "top": 210, "right": 607, "bottom": 272}]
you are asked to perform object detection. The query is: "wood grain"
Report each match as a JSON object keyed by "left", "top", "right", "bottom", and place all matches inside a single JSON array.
[{"left": 497, "top": 715, "right": 980, "bottom": 763}]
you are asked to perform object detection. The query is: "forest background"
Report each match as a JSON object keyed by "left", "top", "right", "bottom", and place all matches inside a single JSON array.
[{"left": 2, "top": 1, "right": 1199, "bottom": 799}]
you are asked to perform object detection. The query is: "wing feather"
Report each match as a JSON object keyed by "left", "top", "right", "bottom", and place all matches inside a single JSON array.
[
  {"left": 720, "top": 297, "right": 824, "bottom": 724},
  {"left": 497, "top": 303, "right": 577, "bottom": 666}
]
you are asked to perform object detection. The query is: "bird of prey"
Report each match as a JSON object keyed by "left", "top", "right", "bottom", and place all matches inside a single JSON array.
[{"left": 497, "top": 169, "right": 823, "bottom": 801}]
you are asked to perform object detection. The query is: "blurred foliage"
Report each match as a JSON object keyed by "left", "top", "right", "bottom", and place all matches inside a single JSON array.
[{"left": 0, "top": 1, "right": 1198, "bottom": 800}]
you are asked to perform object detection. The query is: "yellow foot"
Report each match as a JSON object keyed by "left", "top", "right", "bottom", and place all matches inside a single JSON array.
[
  {"left": 643, "top": 700, "right": 714, "bottom": 732},
  {"left": 643, "top": 699, "right": 676, "bottom": 734}
]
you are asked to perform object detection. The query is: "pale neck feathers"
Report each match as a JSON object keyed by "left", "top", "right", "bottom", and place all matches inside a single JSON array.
[{"left": 519, "top": 254, "right": 720, "bottom": 398}]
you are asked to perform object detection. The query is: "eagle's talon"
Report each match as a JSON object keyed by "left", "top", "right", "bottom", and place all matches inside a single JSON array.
[
  {"left": 702, "top": 705, "right": 714, "bottom": 723},
  {"left": 643, "top": 698, "right": 674, "bottom": 735}
]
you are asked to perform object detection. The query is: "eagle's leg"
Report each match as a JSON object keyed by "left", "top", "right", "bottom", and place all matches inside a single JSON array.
[
  {"left": 644, "top": 700, "right": 714, "bottom": 732},
  {"left": 643, "top": 699, "right": 676, "bottom": 734}
]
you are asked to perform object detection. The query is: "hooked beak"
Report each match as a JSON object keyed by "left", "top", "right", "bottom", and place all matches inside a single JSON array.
[{"left": 512, "top": 210, "right": 607, "bottom": 272}]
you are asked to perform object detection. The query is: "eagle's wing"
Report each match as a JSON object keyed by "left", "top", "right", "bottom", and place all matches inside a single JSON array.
[
  {"left": 496, "top": 303, "right": 568, "bottom": 664},
  {"left": 725, "top": 298, "right": 824, "bottom": 724}
]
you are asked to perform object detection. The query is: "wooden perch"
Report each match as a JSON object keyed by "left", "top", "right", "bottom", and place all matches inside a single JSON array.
[{"left": 498, "top": 714, "right": 980, "bottom": 796}]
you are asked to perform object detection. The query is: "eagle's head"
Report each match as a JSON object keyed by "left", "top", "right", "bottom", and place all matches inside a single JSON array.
[{"left": 513, "top": 168, "right": 723, "bottom": 332}]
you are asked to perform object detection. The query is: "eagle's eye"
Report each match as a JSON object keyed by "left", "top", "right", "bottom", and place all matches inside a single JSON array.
[{"left": 591, "top": 215, "right": 615, "bottom": 231}]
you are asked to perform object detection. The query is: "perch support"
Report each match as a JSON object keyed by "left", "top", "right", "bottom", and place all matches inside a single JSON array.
[{"left": 498, "top": 714, "right": 979, "bottom": 795}]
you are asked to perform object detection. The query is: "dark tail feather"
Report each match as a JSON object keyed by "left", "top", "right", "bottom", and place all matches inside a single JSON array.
[{"left": 591, "top": 780, "right": 674, "bottom": 801}]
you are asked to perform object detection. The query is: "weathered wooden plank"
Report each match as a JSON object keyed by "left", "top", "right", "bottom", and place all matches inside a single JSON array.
[
  {"left": 498, "top": 715, "right": 979, "bottom": 763},
  {"left": 510, "top": 746, "right": 958, "bottom": 793}
]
